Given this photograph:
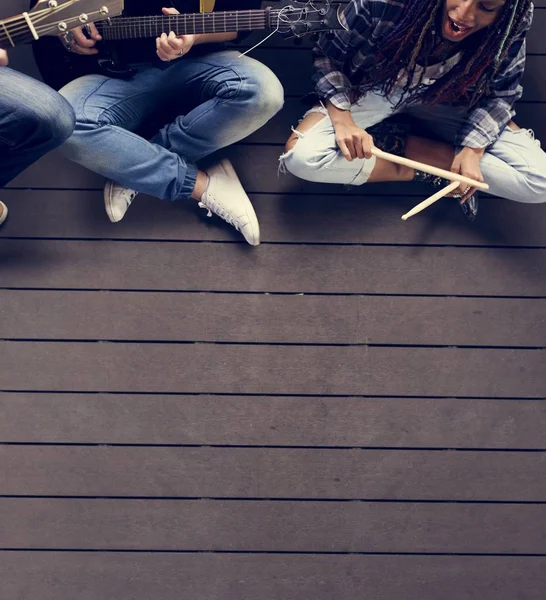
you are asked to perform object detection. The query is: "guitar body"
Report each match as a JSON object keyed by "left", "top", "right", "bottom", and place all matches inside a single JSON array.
[
  {"left": 33, "top": 35, "right": 138, "bottom": 89},
  {"left": 33, "top": 36, "right": 99, "bottom": 89}
]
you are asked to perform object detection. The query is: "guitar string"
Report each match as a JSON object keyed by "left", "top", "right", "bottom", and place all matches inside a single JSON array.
[
  {"left": 0, "top": 19, "right": 280, "bottom": 44},
  {"left": 1, "top": 4, "right": 328, "bottom": 47},
  {"left": 239, "top": 5, "right": 298, "bottom": 56},
  {"left": 93, "top": 11, "right": 293, "bottom": 38},
  {"left": 0, "top": 5, "right": 329, "bottom": 40},
  {"left": 0, "top": 9, "right": 284, "bottom": 38},
  {"left": 97, "top": 14, "right": 282, "bottom": 39},
  {"left": 93, "top": 8, "right": 314, "bottom": 39},
  {"left": 0, "top": 6, "right": 121, "bottom": 40}
]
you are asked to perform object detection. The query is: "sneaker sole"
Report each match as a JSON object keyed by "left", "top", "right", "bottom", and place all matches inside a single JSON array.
[{"left": 104, "top": 180, "right": 122, "bottom": 223}]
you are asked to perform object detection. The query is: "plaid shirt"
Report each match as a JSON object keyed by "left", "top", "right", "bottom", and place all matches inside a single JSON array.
[{"left": 313, "top": 0, "right": 534, "bottom": 148}]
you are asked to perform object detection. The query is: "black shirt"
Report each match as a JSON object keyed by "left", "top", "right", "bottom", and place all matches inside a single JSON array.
[{"left": 117, "top": 0, "right": 262, "bottom": 65}]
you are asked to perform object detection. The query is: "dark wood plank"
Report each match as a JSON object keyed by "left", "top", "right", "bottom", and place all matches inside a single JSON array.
[
  {"left": 1, "top": 499, "right": 545, "bottom": 552},
  {"left": 7, "top": 150, "right": 104, "bottom": 190},
  {"left": 6, "top": 103, "right": 546, "bottom": 194},
  {"left": 8, "top": 135, "right": 546, "bottom": 199},
  {"left": 2, "top": 394, "right": 546, "bottom": 448},
  {"left": 6, "top": 143, "right": 427, "bottom": 196},
  {"left": 2, "top": 446, "right": 546, "bottom": 498},
  {"left": 1, "top": 342, "right": 545, "bottom": 396},
  {"left": 2, "top": 188, "right": 546, "bottom": 247},
  {"left": 1, "top": 291, "right": 545, "bottom": 346},
  {"left": 2, "top": 554, "right": 545, "bottom": 600},
  {"left": 1, "top": 240, "right": 546, "bottom": 296}
]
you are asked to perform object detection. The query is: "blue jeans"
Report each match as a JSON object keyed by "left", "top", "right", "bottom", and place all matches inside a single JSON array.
[
  {"left": 0, "top": 67, "right": 75, "bottom": 188},
  {"left": 59, "top": 50, "right": 284, "bottom": 200},
  {"left": 282, "top": 92, "right": 546, "bottom": 203}
]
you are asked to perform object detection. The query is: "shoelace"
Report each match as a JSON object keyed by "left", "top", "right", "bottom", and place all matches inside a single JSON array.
[
  {"left": 124, "top": 190, "right": 137, "bottom": 206},
  {"left": 198, "top": 200, "right": 241, "bottom": 232},
  {"left": 111, "top": 184, "right": 137, "bottom": 207}
]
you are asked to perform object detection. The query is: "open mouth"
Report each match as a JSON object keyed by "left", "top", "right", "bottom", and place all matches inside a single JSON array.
[{"left": 444, "top": 16, "right": 472, "bottom": 39}]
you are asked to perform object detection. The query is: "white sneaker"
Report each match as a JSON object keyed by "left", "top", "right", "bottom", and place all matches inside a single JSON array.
[
  {"left": 104, "top": 179, "right": 138, "bottom": 223},
  {"left": 198, "top": 159, "right": 260, "bottom": 246},
  {"left": 0, "top": 201, "right": 8, "bottom": 226}
]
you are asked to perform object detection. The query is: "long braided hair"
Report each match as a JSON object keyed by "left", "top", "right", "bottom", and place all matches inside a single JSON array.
[{"left": 357, "top": 0, "right": 531, "bottom": 107}]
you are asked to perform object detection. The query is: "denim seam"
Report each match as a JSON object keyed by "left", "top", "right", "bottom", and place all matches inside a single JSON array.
[
  {"left": 75, "top": 77, "right": 155, "bottom": 129},
  {"left": 0, "top": 134, "right": 16, "bottom": 148},
  {"left": 489, "top": 129, "right": 538, "bottom": 171},
  {"left": 96, "top": 125, "right": 196, "bottom": 198},
  {"left": 173, "top": 83, "right": 245, "bottom": 164},
  {"left": 166, "top": 51, "right": 245, "bottom": 104},
  {"left": 286, "top": 112, "right": 331, "bottom": 148}
]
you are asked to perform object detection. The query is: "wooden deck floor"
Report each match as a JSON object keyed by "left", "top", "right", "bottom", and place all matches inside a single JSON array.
[{"left": 2, "top": 1, "right": 546, "bottom": 598}]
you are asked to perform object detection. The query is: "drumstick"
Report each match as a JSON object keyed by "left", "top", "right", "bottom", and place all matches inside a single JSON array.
[
  {"left": 401, "top": 180, "right": 460, "bottom": 220},
  {"left": 371, "top": 148, "right": 489, "bottom": 192}
]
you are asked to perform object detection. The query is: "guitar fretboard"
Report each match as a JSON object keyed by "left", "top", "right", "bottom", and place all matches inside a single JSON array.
[
  {"left": 96, "top": 10, "right": 282, "bottom": 40},
  {"left": 0, "top": 15, "right": 33, "bottom": 48}
]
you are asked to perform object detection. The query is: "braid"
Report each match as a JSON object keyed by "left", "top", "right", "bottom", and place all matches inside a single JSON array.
[
  {"left": 356, "top": 0, "right": 531, "bottom": 108},
  {"left": 367, "top": 0, "right": 442, "bottom": 101}
]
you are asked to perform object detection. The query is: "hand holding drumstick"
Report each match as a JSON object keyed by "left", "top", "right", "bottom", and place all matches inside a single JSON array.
[{"left": 369, "top": 148, "right": 489, "bottom": 220}]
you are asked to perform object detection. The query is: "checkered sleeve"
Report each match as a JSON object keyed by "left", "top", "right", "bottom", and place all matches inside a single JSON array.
[
  {"left": 456, "top": 8, "right": 532, "bottom": 149},
  {"left": 311, "top": 0, "right": 376, "bottom": 110}
]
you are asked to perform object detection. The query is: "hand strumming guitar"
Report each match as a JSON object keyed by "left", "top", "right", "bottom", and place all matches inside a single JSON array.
[{"left": 0, "top": 49, "right": 8, "bottom": 66}]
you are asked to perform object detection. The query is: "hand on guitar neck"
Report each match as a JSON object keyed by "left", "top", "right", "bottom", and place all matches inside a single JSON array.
[
  {"left": 0, "top": 48, "right": 8, "bottom": 66},
  {"left": 156, "top": 8, "right": 197, "bottom": 62},
  {"left": 63, "top": 6, "right": 238, "bottom": 63},
  {"left": 155, "top": 7, "right": 237, "bottom": 61}
]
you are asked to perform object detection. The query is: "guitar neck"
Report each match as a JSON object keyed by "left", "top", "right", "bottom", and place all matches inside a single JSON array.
[
  {"left": 0, "top": 14, "right": 36, "bottom": 49},
  {"left": 1, "top": 1, "right": 125, "bottom": 50},
  {"left": 97, "top": 9, "right": 282, "bottom": 40}
]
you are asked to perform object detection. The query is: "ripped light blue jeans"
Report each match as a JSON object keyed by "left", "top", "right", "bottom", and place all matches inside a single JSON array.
[
  {"left": 59, "top": 50, "right": 284, "bottom": 200},
  {"left": 280, "top": 91, "right": 546, "bottom": 204}
]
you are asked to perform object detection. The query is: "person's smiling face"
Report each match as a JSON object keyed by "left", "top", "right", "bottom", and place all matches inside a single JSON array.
[{"left": 441, "top": 0, "right": 506, "bottom": 42}]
